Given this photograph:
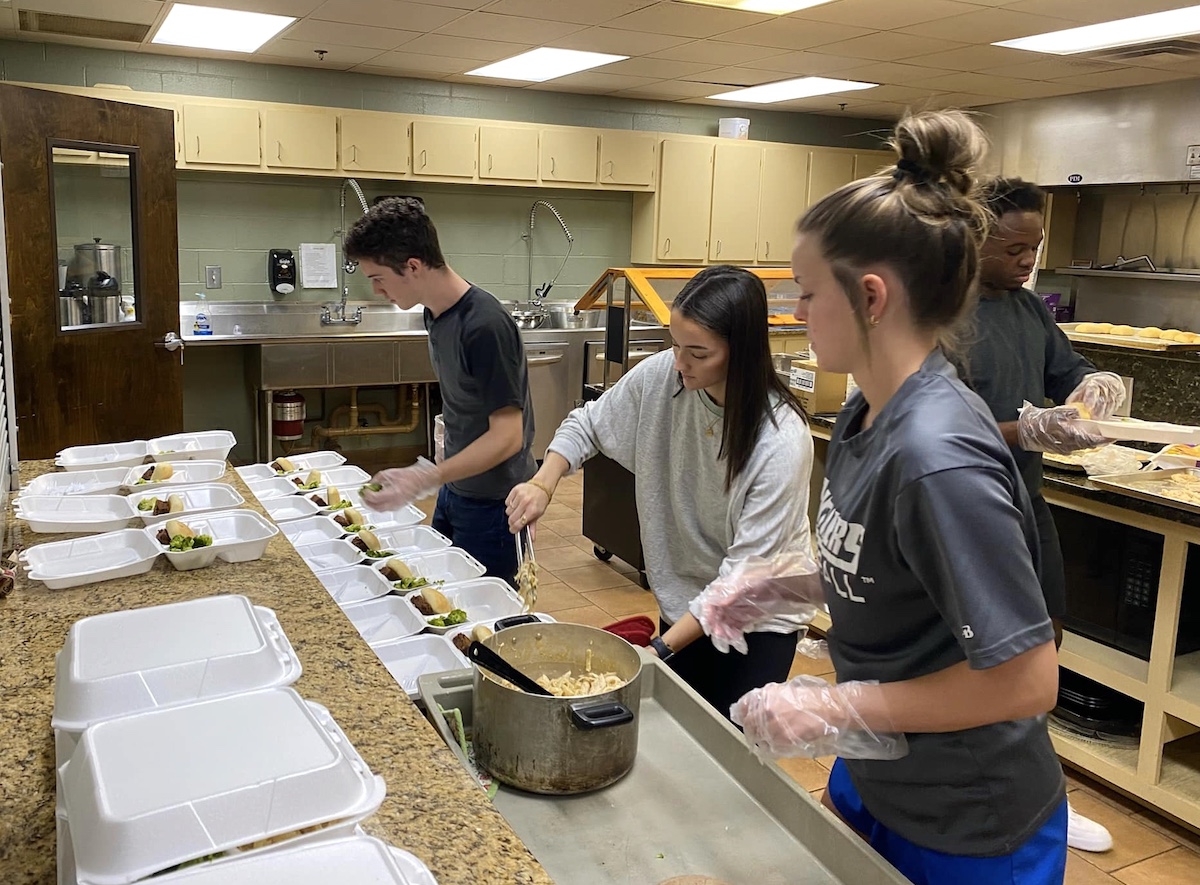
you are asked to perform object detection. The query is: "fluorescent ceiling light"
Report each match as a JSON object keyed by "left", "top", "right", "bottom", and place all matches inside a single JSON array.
[
  {"left": 680, "top": 0, "right": 838, "bottom": 13},
  {"left": 710, "top": 76, "right": 876, "bottom": 103},
  {"left": 996, "top": 5, "right": 1200, "bottom": 55},
  {"left": 152, "top": 3, "right": 295, "bottom": 53},
  {"left": 467, "top": 48, "right": 628, "bottom": 82}
]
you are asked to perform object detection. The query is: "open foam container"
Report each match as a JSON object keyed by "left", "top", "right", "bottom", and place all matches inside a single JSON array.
[
  {"left": 261, "top": 495, "right": 322, "bottom": 522},
  {"left": 341, "top": 595, "right": 427, "bottom": 646},
  {"left": 55, "top": 441, "right": 149, "bottom": 471},
  {"left": 22, "top": 529, "right": 164, "bottom": 590},
  {"left": 370, "top": 635, "right": 468, "bottom": 700},
  {"left": 151, "top": 509, "right": 279, "bottom": 571},
  {"left": 280, "top": 515, "right": 346, "bottom": 547},
  {"left": 372, "top": 548, "right": 486, "bottom": 586},
  {"left": 128, "top": 484, "right": 246, "bottom": 525},
  {"left": 15, "top": 484, "right": 244, "bottom": 533},
  {"left": 147, "top": 430, "right": 236, "bottom": 463},
  {"left": 58, "top": 687, "right": 386, "bottom": 885},
  {"left": 314, "top": 565, "right": 394, "bottom": 606},
  {"left": 21, "top": 467, "right": 129, "bottom": 497},
  {"left": 52, "top": 595, "right": 301, "bottom": 767},
  {"left": 121, "top": 460, "right": 226, "bottom": 490},
  {"left": 404, "top": 578, "right": 525, "bottom": 635}
]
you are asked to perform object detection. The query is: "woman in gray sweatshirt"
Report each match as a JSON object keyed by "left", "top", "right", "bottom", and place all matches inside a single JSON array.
[{"left": 505, "top": 265, "right": 815, "bottom": 718}]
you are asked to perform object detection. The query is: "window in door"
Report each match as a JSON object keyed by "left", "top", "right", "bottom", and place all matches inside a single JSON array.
[{"left": 49, "top": 142, "right": 141, "bottom": 332}]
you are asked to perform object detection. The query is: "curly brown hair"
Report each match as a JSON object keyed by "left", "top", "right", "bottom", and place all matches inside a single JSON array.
[{"left": 344, "top": 196, "right": 446, "bottom": 273}]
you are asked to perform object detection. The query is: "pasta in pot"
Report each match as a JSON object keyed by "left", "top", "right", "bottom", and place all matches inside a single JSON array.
[{"left": 535, "top": 670, "right": 625, "bottom": 697}]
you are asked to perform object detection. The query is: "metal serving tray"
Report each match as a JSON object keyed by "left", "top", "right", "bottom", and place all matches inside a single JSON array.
[
  {"left": 1090, "top": 467, "right": 1200, "bottom": 515},
  {"left": 419, "top": 657, "right": 907, "bottom": 885}
]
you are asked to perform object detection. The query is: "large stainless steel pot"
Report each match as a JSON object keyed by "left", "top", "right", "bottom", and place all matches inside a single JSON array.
[
  {"left": 547, "top": 302, "right": 602, "bottom": 329},
  {"left": 473, "top": 622, "right": 642, "bottom": 794},
  {"left": 72, "top": 238, "right": 122, "bottom": 287}
]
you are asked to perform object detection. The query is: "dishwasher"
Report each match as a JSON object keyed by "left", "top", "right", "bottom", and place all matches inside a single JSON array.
[{"left": 524, "top": 341, "right": 571, "bottom": 461}]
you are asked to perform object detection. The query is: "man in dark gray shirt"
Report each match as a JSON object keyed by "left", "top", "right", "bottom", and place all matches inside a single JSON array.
[
  {"left": 963, "top": 177, "right": 1126, "bottom": 853},
  {"left": 346, "top": 198, "right": 535, "bottom": 583}
]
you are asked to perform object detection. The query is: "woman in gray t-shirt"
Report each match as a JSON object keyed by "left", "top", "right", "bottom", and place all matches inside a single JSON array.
[{"left": 695, "top": 111, "right": 1067, "bottom": 884}]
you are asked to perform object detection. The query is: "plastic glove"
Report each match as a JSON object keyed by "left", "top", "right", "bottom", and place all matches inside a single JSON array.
[
  {"left": 731, "top": 676, "right": 908, "bottom": 761},
  {"left": 362, "top": 457, "right": 441, "bottom": 510},
  {"left": 690, "top": 552, "right": 823, "bottom": 656},
  {"left": 1065, "top": 372, "right": 1126, "bottom": 421},
  {"left": 1017, "top": 401, "right": 1111, "bottom": 455}
]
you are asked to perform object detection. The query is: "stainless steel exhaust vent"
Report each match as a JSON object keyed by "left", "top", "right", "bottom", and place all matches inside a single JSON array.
[{"left": 18, "top": 11, "right": 151, "bottom": 44}]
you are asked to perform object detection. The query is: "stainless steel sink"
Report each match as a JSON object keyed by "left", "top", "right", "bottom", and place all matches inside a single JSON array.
[{"left": 181, "top": 301, "right": 426, "bottom": 339}]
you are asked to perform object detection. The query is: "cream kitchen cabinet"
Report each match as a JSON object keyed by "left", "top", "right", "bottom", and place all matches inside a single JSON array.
[
  {"left": 656, "top": 139, "right": 714, "bottom": 261},
  {"left": 854, "top": 150, "right": 893, "bottom": 179},
  {"left": 340, "top": 111, "right": 410, "bottom": 175},
  {"left": 480, "top": 125, "right": 539, "bottom": 181},
  {"left": 541, "top": 127, "right": 598, "bottom": 184},
  {"left": 709, "top": 142, "right": 762, "bottom": 263},
  {"left": 806, "top": 148, "right": 856, "bottom": 207},
  {"left": 182, "top": 103, "right": 260, "bottom": 167},
  {"left": 412, "top": 120, "right": 478, "bottom": 178},
  {"left": 264, "top": 107, "right": 337, "bottom": 170},
  {"left": 600, "top": 131, "right": 656, "bottom": 186},
  {"left": 757, "top": 144, "right": 809, "bottom": 264}
]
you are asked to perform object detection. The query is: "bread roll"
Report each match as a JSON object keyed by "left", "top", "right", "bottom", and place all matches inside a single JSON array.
[
  {"left": 164, "top": 519, "right": 194, "bottom": 538},
  {"left": 1067, "top": 402, "right": 1093, "bottom": 420},
  {"left": 1136, "top": 327, "right": 1164, "bottom": 339},
  {"left": 275, "top": 457, "right": 295, "bottom": 473},
  {"left": 1184, "top": 332, "right": 1200, "bottom": 344},
  {"left": 167, "top": 493, "right": 184, "bottom": 513},
  {"left": 1109, "top": 324, "right": 1136, "bottom": 336},
  {"left": 421, "top": 586, "right": 453, "bottom": 615},
  {"left": 1074, "top": 322, "right": 1099, "bottom": 333},
  {"left": 327, "top": 486, "right": 342, "bottom": 506},
  {"left": 356, "top": 529, "right": 382, "bottom": 551},
  {"left": 305, "top": 469, "right": 322, "bottom": 486},
  {"left": 343, "top": 507, "right": 365, "bottom": 526},
  {"left": 1092, "top": 322, "right": 1114, "bottom": 333},
  {"left": 385, "top": 558, "right": 413, "bottom": 579},
  {"left": 471, "top": 624, "right": 494, "bottom": 643}
]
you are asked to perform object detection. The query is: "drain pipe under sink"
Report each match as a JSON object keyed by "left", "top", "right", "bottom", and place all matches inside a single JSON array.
[{"left": 311, "top": 384, "right": 422, "bottom": 444}]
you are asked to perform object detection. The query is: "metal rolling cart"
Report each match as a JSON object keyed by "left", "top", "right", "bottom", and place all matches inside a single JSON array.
[{"left": 571, "top": 268, "right": 801, "bottom": 587}]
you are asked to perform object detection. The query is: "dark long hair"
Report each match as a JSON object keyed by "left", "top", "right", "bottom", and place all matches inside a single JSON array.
[{"left": 672, "top": 265, "right": 806, "bottom": 491}]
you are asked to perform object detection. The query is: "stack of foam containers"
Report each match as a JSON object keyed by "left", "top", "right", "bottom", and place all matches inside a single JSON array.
[{"left": 52, "top": 595, "right": 437, "bottom": 885}]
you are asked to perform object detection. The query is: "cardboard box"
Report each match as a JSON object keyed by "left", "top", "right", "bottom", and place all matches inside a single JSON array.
[{"left": 789, "top": 359, "right": 848, "bottom": 414}]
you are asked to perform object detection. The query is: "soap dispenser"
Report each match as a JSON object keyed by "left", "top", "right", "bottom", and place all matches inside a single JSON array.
[
  {"left": 269, "top": 249, "right": 296, "bottom": 295},
  {"left": 192, "top": 293, "right": 212, "bottom": 336}
]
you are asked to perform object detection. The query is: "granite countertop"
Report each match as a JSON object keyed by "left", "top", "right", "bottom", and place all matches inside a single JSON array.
[
  {"left": 807, "top": 414, "right": 1200, "bottom": 531},
  {"left": 0, "top": 460, "right": 552, "bottom": 885}
]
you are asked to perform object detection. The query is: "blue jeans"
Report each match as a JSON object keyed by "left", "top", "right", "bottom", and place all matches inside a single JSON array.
[
  {"left": 827, "top": 758, "right": 1068, "bottom": 885},
  {"left": 431, "top": 486, "right": 517, "bottom": 588}
]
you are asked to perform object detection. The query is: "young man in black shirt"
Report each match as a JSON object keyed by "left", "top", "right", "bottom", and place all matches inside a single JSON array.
[{"left": 345, "top": 197, "right": 536, "bottom": 583}]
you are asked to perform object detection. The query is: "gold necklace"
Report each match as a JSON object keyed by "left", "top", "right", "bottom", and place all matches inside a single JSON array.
[{"left": 705, "top": 414, "right": 721, "bottom": 437}]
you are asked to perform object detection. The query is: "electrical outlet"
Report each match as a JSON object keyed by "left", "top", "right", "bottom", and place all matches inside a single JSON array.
[
  {"left": 205, "top": 265, "right": 222, "bottom": 289},
  {"left": 1187, "top": 145, "right": 1200, "bottom": 166}
]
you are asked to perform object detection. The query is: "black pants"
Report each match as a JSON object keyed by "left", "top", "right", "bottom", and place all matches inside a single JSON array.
[
  {"left": 660, "top": 618, "right": 798, "bottom": 721},
  {"left": 1031, "top": 493, "right": 1066, "bottom": 620}
]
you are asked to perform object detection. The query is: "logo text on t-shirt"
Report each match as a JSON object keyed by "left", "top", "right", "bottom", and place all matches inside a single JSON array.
[{"left": 816, "top": 480, "right": 868, "bottom": 604}]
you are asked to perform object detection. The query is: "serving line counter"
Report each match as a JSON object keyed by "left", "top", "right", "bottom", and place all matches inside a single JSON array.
[
  {"left": 808, "top": 416, "right": 1200, "bottom": 834},
  {"left": 0, "top": 459, "right": 552, "bottom": 885}
]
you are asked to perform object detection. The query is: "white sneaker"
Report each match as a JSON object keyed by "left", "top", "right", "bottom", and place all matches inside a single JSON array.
[{"left": 1067, "top": 803, "right": 1114, "bottom": 852}]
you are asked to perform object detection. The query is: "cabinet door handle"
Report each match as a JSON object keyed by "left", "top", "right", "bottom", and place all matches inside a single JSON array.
[
  {"left": 664, "top": 237, "right": 671, "bottom": 254},
  {"left": 276, "top": 140, "right": 283, "bottom": 162},
  {"left": 605, "top": 159, "right": 614, "bottom": 179},
  {"left": 420, "top": 149, "right": 427, "bottom": 168},
  {"left": 764, "top": 240, "right": 770, "bottom": 259},
  {"left": 550, "top": 156, "right": 556, "bottom": 175},
  {"left": 195, "top": 135, "right": 200, "bottom": 157},
  {"left": 350, "top": 144, "right": 358, "bottom": 165},
  {"left": 716, "top": 240, "right": 722, "bottom": 257},
  {"left": 488, "top": 153, "right": 493, "bottom": 173}
]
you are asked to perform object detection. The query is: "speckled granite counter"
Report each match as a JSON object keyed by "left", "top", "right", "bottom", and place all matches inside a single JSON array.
[{"left": 0, "top": 460, "right": 552, "bottom": 885}]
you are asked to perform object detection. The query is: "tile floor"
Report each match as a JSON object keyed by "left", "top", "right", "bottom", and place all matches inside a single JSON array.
[{"left": 416, "top": 471, "right": 1200, "bottom": 884}]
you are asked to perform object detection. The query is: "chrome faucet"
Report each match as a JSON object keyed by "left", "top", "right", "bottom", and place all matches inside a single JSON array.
[
  {"left": 524, "top": 200, "right": 574, "bottom": 308},
  {"left": 323, "top": 178, "right": 370, "bottom": 325},
  {"left": 1102, "top": 254, "right": 1157, "bottom": 272}
]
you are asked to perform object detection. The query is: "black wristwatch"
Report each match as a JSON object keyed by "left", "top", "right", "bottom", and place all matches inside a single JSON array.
[{"left": 650, "top": 636, "right": 675, "bottom": 662}]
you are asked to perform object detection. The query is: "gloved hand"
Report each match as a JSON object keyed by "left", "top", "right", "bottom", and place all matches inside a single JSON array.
[
  {"left": 362, "top": 457, "right": 441, "bottom": 510},
  {"left": 1066, "top": 372, "right": 1126, "bottom": 421},
  {"left": 1017, "top": 401, "right": 1111, "bottom": 455},
  {"left": 731, "top": 676, "right": 908, "bottom": 761},
  {"left": 690, "top": 552, "right": 823, "bottom": 655}
]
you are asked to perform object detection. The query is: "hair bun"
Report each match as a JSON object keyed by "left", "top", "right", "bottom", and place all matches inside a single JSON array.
[{"left": 890, "top": 109, "right": 987, "bottom": 199}]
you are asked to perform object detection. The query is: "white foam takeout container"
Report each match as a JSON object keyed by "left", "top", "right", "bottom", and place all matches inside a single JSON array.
[
  {"left": 372, "top": 547, "right": 486, "bottom": 588},
  {"left": 1080, "top": 417, "right": 1200, "bottom": 446},
  {"left": 121, "top": 460, "right": 226, "bottom": 491},
  {"left": 279, "top": 515, "right": 345, "bottom": 547},
  {"left": 150, "top": 509, "right": 279, "bottom": 572},
  {"left": 58, "top": 687, "right": 386, "bottom": 885},
  {"left": 444, "top": 612, "right": 557, "bottom": 652},
  {"left": 316, "top": 487, "right": 425, "bottom": 529},
  {"left": 147, "top": 430, "right": 236, "bottom": 463},
  {"left": 21, "top": 529, "right": 163, "bottom": 590},
  {"left": 341, "top": 596, "right": 427, "bottom": 646},
  {"left": 247, "top": 476, "right": 305, "bottom": 500},
  {"left": 55, "top": 441, "right": 149, "bottom": 472},
  {"left": 21, "top": 468, "right": 129, "bottom": 497},
  {"left": 370, "top": 634, "right": 469, "bottom": 700},
  {"left": 372, "top": 525, "right": 451, "bottom": 556},
  {"left": 139, "top": 834, "right": 437, "bottom": 885},
  {"left": 260, "top": 495, "right": 322, "bottom": 522},
  {"left": 130, "top": 483, "right": 247, "bottom": 526},
  {"left": 236, "top": 452, "right": 348, "bottom": 483},
  {"left": 51, "top": 595, "right": 301, "bottom": 767},
  {"left": 296, "top": 466, "right": 372, "bottom": 498},
  {"left": 406, "top": 578, "right": 525, "bottom": 635},
  {"left": 296, "top": 538, "right": 369, "bottom": 572},
  {"left": 314, "top": 565, "right": 395, "bottom": 606}
]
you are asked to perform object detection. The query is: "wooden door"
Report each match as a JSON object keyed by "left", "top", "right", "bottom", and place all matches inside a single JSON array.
[
  {"left": 264, "top": 107, "right": 337, "bottom": 171},
  {"left": 411, "top": 120, "right": 477, "bottom": 178},
  {"left": 479, "top": 126, "right": 538, "bottom": 181},
  {"left": 708, "top": 142, "right": 761, "bottom": 263},
  {"left": 807, "top": 149, "right": 856, "bottom": 207},
  {"left": 540, "top": 128, "right": 598, "bottom": 183},
  {"left": 182, "top": 104, "right": 260, "bottom": 166},
  {"left": 341, "top": 111, "right": 410, "bottom": 175},
  {"left": 599, "top": 131, "right": 655, "bottom": 186},
  {"left": 758, "top": 144, "right": 808, "bottom": 263},
  {"left": 656, "top": 140, "right": 713, "bottom": 261},
  {"left": 0, "top": 84, "right": 182, "bottom": 459}
]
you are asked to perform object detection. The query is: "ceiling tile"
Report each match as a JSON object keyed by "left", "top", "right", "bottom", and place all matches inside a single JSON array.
[
  {"left": 902, "top": 44, "right": 1037, "bottom": 72},
  {"left": 648, "top": 39, "right": 790, "bottom": 65},
  {"left": 181, "top": 0, "right": 326, "bottom": 15},
  {"left": 606, "top": 3, "right": 770, "bottom": 39},
  {"left": 554, "top": 25, "right": 691, "bottom": 56},
  {"left": 908, "top": 71, "right": 1045, "bottom": 97},
  {"left": 899, "top": 9, "right": 1081, "bottom": 43},
  {"left": 613, "top": 79, "right": 726, "bottom": 99},
  {"left": 282, "top": 19, "right": 420, "bottom": 50},
  {"left": 979, "top": 56, "right": 1123, "bottom": 81},
  {"left": 481, "top": 0, "right": 654, "bottom": 26},
  {"left": 753, "top": 50, "right": 865, "bottom": 75},
  {"left": 830, "top": 61, "right": 955, "bottom": 86},
  {"left": 533, "top": 70, "right": 661, "bottom": 93},
  {"left": 600, "top": 56, "right": 716, "bottom": 79},
  {"left": 922, "top": 91, "right": 1011, "bottom": 109},
  {"left": 434, "top": 11, "right": 583, "bottom": 43},
  {"left": 1052, "top": 66, "right": 1194, "bottom": 90},
  {"left": 840, "top": 101, "right": 907, "bottom": 120},
  {"left": 312, "top": 0, "right": 463, "bottom": 32},
  {"left": 407, "top": 0, "right": 492, "bottom": 7},
  {"left": 816, "top": 32, "right": 967, "bottom": 63},
  {"left": 1002, "top": 0, "right": 1192, "bottom": 25},
  {"left": 794, "top": 0, "right": 981, "bottom": 31},
  {"left": 260, "top": 38, "right": 384, "bottom": 68},
  {"left": 681, "top": 65, "right": 791, "bottom": 87},
  {"left": 721, "top": 18, "right": 873, "bottom": 51},
  {"left": 860, "top": 83, "right": 938, "bottom": 103},
  {"left": 399, "top": 32, "right": 530, "bottom": 61},
  {"left": 19, "top": 0, "right": 163, "bottom": 25},
  {"left": 363, "top": 49, "right": 473, "bottom": 74}
]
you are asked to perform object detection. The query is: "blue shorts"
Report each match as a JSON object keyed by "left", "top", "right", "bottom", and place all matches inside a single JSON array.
[{"left": 827, "top": 758, "right": 1067, "bottom": 885}]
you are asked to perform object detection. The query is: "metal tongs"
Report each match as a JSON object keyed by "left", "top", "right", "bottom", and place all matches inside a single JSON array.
[{"left": 515, "top": 524, "right": 537, "bottom": 613}]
